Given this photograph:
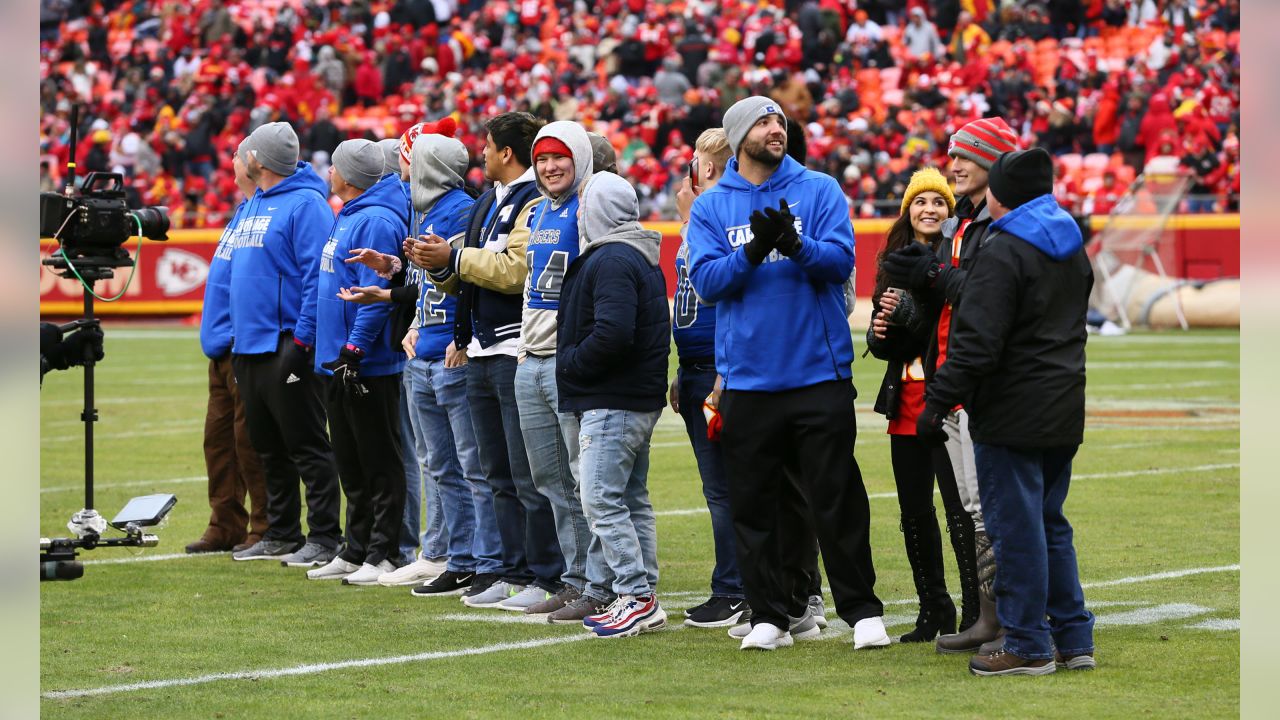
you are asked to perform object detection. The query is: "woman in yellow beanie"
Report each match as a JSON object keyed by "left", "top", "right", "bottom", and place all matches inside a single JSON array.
[{"left": 865, "top": 167, "right": 975, "bottom": 643}]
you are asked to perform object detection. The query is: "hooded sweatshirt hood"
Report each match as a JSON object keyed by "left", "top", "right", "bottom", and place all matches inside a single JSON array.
[
  {"left": 579, "top": 172, "right": 660, "bottom": 266},
  {"left": 532, "top": 121, "right": 593, "bottom": 208},
  {"left": 717, "top": 152, "right": 808, "bottom": 193},
  {"left": 990, "top": 194, "right": 1083, "bottom": 261},
  {"left": 262, "top": 161, "right": 329, "bottom": 200},
  {"left": 340, "top": 172, "right": 411, "bottom": 223},
  {"left": 411, "top": 134, "right": 468, "bottom": 213}
]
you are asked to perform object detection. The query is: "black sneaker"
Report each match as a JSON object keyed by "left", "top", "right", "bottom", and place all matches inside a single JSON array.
[
  {"left": 460, "top": 572, "right": 500, "bottom": 599},
  {"left": 684, "top": 596, "right": 752, "bottom": 628},
  {"left": 412, "top": 570, "right": 475, "bottom": 597}
]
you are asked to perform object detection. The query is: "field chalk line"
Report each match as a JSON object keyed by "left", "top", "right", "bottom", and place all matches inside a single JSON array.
[{"left": 43, "top": 563, "right": 1239, "bottom": 700}]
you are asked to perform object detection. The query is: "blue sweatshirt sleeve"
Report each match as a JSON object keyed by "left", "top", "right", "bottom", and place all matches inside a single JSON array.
[
  {"left": 346, "top": 216, "right": 401, "bottom": 352},
  {"left": 786, "top": 178, "right": 856, "bottom": 285},
  {"left": 686, "top": 198, "right": 754, "bottom": 304},
  {"left": 291, "top": 201, "right": 335, "bottom": 346}
]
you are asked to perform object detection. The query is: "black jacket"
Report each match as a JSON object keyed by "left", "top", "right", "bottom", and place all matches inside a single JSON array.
[
  {"left": 556, "top": 241, "right": 670, "bottom": 414},
  {"left": 927, "top": 199, "right": 1094, "bottom": 447},
  {"left": 921, "top": 195, "right": 995, "bottom": 384},
  {"left": 866, "top": 290, "right": 935, "bottom": 419}
]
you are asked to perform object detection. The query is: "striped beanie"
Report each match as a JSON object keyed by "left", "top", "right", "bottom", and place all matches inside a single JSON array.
[{"left": 947, "top": 117, "right": 1018, "bottom": 170}]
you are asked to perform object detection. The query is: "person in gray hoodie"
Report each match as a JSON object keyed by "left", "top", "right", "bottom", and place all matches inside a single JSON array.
[
  {"left": 507, "top": 120, "right": 602, "bottom": 616},
  {"left": 555, "top": 172, "right": 671, "bottom": 638}
]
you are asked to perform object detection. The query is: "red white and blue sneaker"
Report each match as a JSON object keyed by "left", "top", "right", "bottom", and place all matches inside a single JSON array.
[{"left": 587, "top": 594, "right": 667, "bottom": 638}]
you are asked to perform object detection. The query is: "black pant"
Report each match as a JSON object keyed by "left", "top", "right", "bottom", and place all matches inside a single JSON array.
[
  {"left": 720, "top": 379, "right": 883, "bottom": 629},
  {"left": 232, "top": 335, "right": 341, "bottom": 548},
  {"left": 891, "top": 435, "right": 967, "bottom": 519},
  {"left": 324, "top": 373, "right": 405, "bottom": 567}
]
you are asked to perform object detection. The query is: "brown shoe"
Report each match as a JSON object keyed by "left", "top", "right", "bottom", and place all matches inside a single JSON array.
[
  {"left": 969, "top": 648, "right": 1056, "bottom": 676},
  {"left": 185, "top": 538, "right": 235, "bottom": 554},
  {"left": 1055, "top": 650, "right": 1097, "bottom": 670},
  {"left": 232, "top": 534, "right": 262, "bottom": 553},
  {"left": 525, "top": 584, "right": 582, "bottom": 615},
  {"left": 978, "top": 628, "right": 1007, "bottom": 655},
  {"left": 547, "top": 594, "right": 612, "bottom": 625}
]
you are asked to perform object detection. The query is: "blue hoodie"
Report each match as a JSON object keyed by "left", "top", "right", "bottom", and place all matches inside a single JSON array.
[
  {"left": 686, "top": 154, "right": 855, "bottom": 392},
  {"left": 312, "top": 175, "right": 410, "bottom": 376},
  {"left": 200, "top": 198, "right": 248, "bottom": 359},
  {"left": 228, "top": 162, "right": 334, "bottom": 355},
  {"left": 989, "top": 194, "right": 1084, "bottom": 261},
  {"left": 671, "top": 236, "right": 716, "bottom": 360},
  {"left": 411, "top": 187, "right": 475, "bottom": 361}
]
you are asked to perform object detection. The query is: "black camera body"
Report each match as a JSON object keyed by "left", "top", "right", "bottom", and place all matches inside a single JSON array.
[{"left": 40, "top": 172, "right": 169, "bottom": 265}]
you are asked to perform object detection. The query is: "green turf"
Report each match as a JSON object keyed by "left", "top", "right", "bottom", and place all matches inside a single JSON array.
[{"left": 40, "top": 327, "right": 1240, "bottom": 718}]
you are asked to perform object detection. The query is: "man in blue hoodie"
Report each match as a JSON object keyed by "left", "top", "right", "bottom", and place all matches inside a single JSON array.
[
  {"left": 187, "top": 139, "right": 268, "bottom": 555},
  {"left": 920, "top": 148, "right": 1096, "bottom": 676},
  {"left": 686, "top": 96, "right": 887, "bottom": 651},
  {"left": 300, "top": 139, "right": 410, "bottom": 586},
  {"left": 229, "top": 122, "right": 343, "bottom": 566}
]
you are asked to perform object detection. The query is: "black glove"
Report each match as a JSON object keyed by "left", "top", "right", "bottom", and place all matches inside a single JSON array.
[
  {"left": 285, "top": 337, "right": 314, "bottom": 384},
  {"left": 322, "top": 344, "right": 369, "bottom": 399},
  {"left": 881, "top": 242, "right": 944, "bottom": 290},
  {"left": 42, "top": 322, "right": 105, "bottom": 371},
  {"left": 915, "top": 403, "right": 949, "bottom": 447},
  {"left": 762, "top": 198, "right": 802, "bottom": 256},
  {"left": 745, "top": 209, "right": 777, "bottom": 265}
]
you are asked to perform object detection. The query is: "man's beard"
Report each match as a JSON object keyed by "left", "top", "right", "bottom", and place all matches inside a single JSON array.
[{"left": 742, "top": 136, "right": 785, "bottom": 169}]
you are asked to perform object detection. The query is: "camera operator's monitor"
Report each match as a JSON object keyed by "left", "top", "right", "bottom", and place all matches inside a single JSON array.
[{"left": 110, "top": 494, "right": 177, "bottom": 529}]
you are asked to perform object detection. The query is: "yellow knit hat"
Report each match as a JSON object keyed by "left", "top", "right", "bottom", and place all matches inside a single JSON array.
[{"left": 900, "top": 166, "right": 956, "bottom": 215}]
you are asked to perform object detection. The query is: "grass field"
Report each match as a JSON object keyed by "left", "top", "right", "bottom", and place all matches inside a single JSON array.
[{"left": 39, "top": 326, "right": 1240, "bottom": 718}]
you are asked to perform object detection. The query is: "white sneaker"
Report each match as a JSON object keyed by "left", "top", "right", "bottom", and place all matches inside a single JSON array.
[
  {"left": 343, "top": 560, "right": 397, "bottom": 586},
  {"left": 853, "top": 616, "right": 891, "bottom": 649},
  {"left": 377, "top": 556, "right": 448, "bottom": 586},
  {"left": 728, "top": 621, "right": 751, "bottom": 639},
  {"left": 741, "top": 622, "right": 793, "bottom": 650},
  {"left": 307, "top": 557, "right": 360, "bottom": 580}
]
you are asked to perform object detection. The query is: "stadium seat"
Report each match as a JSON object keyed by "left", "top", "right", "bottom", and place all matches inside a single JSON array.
[
  {"left": 1059, "top": 153, "right": 1083, "bottom": 173},
  {"left": 1081, "top": 176, "right": 1104, "bottom": 194},
  {"left": 1083, "top": 153, "right": 1110, "bottom": 174}
]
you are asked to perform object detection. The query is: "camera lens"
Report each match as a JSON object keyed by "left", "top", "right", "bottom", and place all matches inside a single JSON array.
[{"left": 132, "top": 206, "right": 170, "bottom": 241}]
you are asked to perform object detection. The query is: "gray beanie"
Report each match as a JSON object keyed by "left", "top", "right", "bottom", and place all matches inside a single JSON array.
[
  {"left": 587, "top": 132, "right": 618, "bottom": 174},
  {"left": 244, "top": 121, "right": 299, "bottom": 176},
  {"left": 722, "top": 96, "right": 787, "bottom": 155},
  {"left": 377, "top": 138, "right": 402, "bottom": 175},
  {"left": 332, "top": 139, "right": 386, "bottom": 190},
  {"left": 236, "top": 137, "right": 252, "bottom": 165}
]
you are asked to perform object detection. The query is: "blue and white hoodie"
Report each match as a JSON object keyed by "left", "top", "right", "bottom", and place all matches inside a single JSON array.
[{"left": 200, "top": 197, "right": 248, "bottom": 359}]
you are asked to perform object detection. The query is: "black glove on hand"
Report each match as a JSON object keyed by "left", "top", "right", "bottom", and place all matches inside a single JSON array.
[
  {"left": 43, "top": 323, "right": 105, "bottom": 371},
  {"left": 915, "top": 403, "right": 949, "bottom": 447},
  {"left": 285, "top": 337, "right": 314, "bottom": 384},
  {"left": 881, "top": 242, "right": 944, "bottom": 290},
  {"left": 763, "top": 198, "right": 801, "bottom": 256},
  {"left": 322, "top": 345, "right": 369, "bottom": 399},
  {"left": 745, "top": 209, "right": 777, "bottom": 265}
]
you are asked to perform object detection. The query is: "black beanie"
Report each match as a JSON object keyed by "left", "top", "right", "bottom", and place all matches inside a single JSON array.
[{"left": 988, "top": 148, "right": 1054, "bottom": 210}]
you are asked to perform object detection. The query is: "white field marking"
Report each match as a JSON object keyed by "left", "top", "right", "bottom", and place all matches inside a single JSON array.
[
  {"left": 654, "top": 507, "right": 709, "bottom": 517},
  {"left": 118, "top": 378, "right": 207, "bottom": 386},
  {"left": 1094, "top": 603, "right": 1212, "bottom": 626},
  {"left": 43, "top": 420, "right": 203, "bottom": 443},
  {"left": 41, "top": 475, "right": 207, "bottom": 495},
  {"left": 1088, "top": 380, "right": 1235, "bottom": 391},
  {"left": 438, "top": 613, "right": 577, "bottom": 626},
  {"left": 94, "top": 363, "right": 207, "bottom": 374},
  {"left": 1086, "top": 335, "right": 1238, "bottom": 345},
  {"left": 1087, "top": 360, "right": 1237, "bottom": 369},
  {"left": 42, "top": 394, "right": 200, "bottom": 409},
  {"left": 1084, "top": 424, "right": 1237, "bottom": 432},
  {"left": 1187, "top": 618, "right": 1239, "bottom": 631},
  {"left": 98, "top": 329, "right": 199, "bottom": 340},
  {"left": 41, "top": 634, "right": 592, "bottom": 700},
  {"left": 1081, "top": 564, "right": 1238, "bottom": 589},
  {"left": 1085, "top": 399, "right": 1239, "bottom": 410},
  {"left": 82, "top": 552, "right": 226, "bottom": 565},
  {"left": 1073, "top": 463, "right": 1238, "bottom": 480}
]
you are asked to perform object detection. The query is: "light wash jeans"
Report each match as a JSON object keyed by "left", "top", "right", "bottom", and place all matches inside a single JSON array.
[
  {"left": 398, "top": 369, "right": 446, "bottom": 564},
  {"left": 514, "top": 356, "right": 595, "bottom": 592},
  {"left": 578, "top": 408, "right": 662, "bottom": 597},
  {"left": 405, "top": 357, "right": 503, "bottom": 575}
]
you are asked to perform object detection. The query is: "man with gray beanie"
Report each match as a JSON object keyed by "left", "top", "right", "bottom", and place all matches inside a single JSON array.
[
  {"left": 881, "top": 115, "right": 1019, "bottom": 654},
  {"left": 300, "top": 138, "right": 411, "bottom": 584},
  {"left": 230, "top": 121, "right": 343, "bottom": 567},
  {"left": 686, "top": 96, "right": 886, "bottom": 651},
  {"left": 920, "top": 147, "right": 1095, "bottom": 676}
]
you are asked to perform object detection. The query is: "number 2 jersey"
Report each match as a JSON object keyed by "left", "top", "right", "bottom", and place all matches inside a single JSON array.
[
  {"left": 411, "top": 187, "right": 476, "bottom": 361},
  {"left": 672, "top": 231, "right": 716, "bottom": 361}
]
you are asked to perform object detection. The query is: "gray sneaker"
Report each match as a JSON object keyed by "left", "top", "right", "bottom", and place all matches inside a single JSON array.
[
  {"left": 461, "top": 581, "right": 525, "bottom": 608},
  {"left": 789, "top": 610, "right": 822, "bottom": 640},
  {"left": 547, "top": 594, "right": 613, "bottom": 625},
  {"left": 232, "top": 539, "right": 301, "bottom": 562},
  {"left": 498, "top": 585, "right": 557, "bottom": 612},
  {"left": 525, "top": 585, "right": 581, "bottom": 615},
  {"left": 808, "top": 594, "right": 829, "bottom": 629},
  {"left": 279, "top": 542, "right": 337, "bottom": 568}
]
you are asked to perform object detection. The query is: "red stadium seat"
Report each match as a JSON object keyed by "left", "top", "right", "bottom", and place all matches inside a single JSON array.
[{"left": 1058, "top": 153, "right": 1083, "bottom": 173}]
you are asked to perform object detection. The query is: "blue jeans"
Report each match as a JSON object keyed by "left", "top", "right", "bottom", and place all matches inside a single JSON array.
[
  {"left": 515, "top": 356, "right": 594, "bottom": 592},
  {"left": 406, "top": 357, "right": 504, "bottom": 574},
  {"left": 676, "top": 364, "right": 744, "bottom": 599},
  {"left": 466, "top": 354, "right": 565, "bottom": 590},
  {"left": 578, "top": 408, "right": 662, "bottom": 597},
  {"left": 398, "top": 370, "right": 446, "bottom": 564},
  {"left": 974, "top": 443, "right": 1095, "bottom": 660}
]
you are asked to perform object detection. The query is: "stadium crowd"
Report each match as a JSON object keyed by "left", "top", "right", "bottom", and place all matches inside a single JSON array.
[{"left": 39, "top": 0, "right": 1239, "bottom": 228}]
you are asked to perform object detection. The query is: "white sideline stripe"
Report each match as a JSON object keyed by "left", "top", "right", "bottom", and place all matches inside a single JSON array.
[
  {"left": 1094, "top": 603, "right": 1211, "bottom": 626},
  {"left": 41, "top": 476, "right": 207, "bottom": 494},
  {"left": 43, "top": 394, "right": 201, "bottom": 408},
  {"left": 41, "top": 634, "right": 590, "bottom": 700},
  {"left": 43, "top": 426, "right": 202, "bottom": 443},
  {"left": 83, "top": 552, "right": 226, "bottom": 565},
  {"left": 1087, "top": 380, "right": 1235, "bottom": 391},
  {"left": 1074, "top": 463, "right": 1237, "bottom": 480},
  {"left": 1187, "top": 618, "right": 1239, "bottom": 631},
  {"left": 1088, "top": 335, "right": 1238, "bottom": 345},
  {"left": 1081, "top": 564, "right": 1238, "bottom": 589}
]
